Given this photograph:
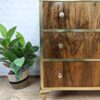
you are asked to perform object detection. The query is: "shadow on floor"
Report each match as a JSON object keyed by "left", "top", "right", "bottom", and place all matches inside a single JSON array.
[{"left": 48, "top": 91, "right": 100, "bottom": 99}]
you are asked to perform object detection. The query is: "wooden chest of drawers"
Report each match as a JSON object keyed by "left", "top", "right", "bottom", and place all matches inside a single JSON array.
[{"left": 40, "top": 0, "right": 100, "bottom": 100}]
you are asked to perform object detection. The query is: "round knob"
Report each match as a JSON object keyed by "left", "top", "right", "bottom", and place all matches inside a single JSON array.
[
  {"left": 59, "top": 12, "right": 65, "bottom": 18},
  {"left": 58, "top": 43, "right": 64, "bottom": 49},
  {"left": 58, "top": 73, "right": 62, "bottom": 79}
]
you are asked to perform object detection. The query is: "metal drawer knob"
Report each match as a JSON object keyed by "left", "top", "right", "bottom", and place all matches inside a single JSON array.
[
  {"left": 58, "top": 43, "right": 64, "bottom": 49},
  {"left": 58, "top": 73, "right": 62, "bottom": 79},
  {"left": 59, "top": 12, "right": 65, "bottom": 18}
]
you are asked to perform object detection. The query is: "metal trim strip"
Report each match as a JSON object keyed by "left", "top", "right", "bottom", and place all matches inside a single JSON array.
[
  {"left": 43, "top": 29, "right": 100, "bottom": 33},
  {"left": 43, "top": 59, "right": 100, "bottom": 62},
  {"left": 42, "top": 87, "right": 100, "bottom": 91}
]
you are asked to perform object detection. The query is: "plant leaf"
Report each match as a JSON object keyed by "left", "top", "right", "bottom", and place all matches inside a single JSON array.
[
  {"left": 24, "top": 59, "right": 34, "bottom": 69},
  {"left": 9, "top": 38, "right": 20, "bottom": 47},
  {"left": 0, "top": 38, "right": 4, "bottom": 42},
  {"left": 0, "top": 39, "right": 7, "bottom": 48},
  {"left": 6, "top": 38, "right": 11, "bottom": 46},
  {"left": 14, "top": 57, "right": 25, "bottom": 67},
  {"left": 10, "top": 57, "right": 25, "bottom": 74},
  {"left": 16, "top": 32, "right": 25, "bottom": 46},
  {"left": 0, "top": 24, "right": 7, "bottom": 38},
  {"left": 7, "top": 26, "right": 17, "bottom": 40},
  {"left": 0, "top": 39, "right": 10, "bottom": 48},
  {"left": 3, "top": 62, "right": 10, "bottom": 68},
  {"left": 10, "top": 46, "right": 23, "bottom": 57},
  {"left": 15, "top": 71, "right": 23, "bottom": 80},
  {"left": 27, "top": 59, "right": 34, "bottom": 67},
  {"left": 23, "top": 42, "right": 34, "bottom": 55},
  {"left": 3, "top": 50, "right": 17, "bottom": 62},
  {"left": 32, "top": 46, "right": 39, "bottom": 53},
  {"left": 0, "top": 47, "right": 4, "bottom": 54},
  {"left": 0, "top": 47, "right": 4, "bottom": 50},
  {"left": 28, "top": 54, "right": 37, "bottom": 59},
  {"left": 0, "top": 38, "right": 4, "bottom": 45},
  {"left": 10, "top": 63, "right": 22, "bottom": 74},
  {"left": 0, "top": 57, "right": 7, "bottom": 62}
]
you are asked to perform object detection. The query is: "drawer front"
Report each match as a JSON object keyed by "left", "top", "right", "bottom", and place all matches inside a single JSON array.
[
  {"left": 43, "top": 32, "right": 100, "bottom": 58},
  {"left": 43, "top": 1, "right": 100, "bottom": 29},
  {"left": 43, "top": 62, "right": 100, "bottom": 87}
]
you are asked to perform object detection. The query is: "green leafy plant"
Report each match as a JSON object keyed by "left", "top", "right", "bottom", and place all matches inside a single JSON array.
[{"left": 0, "top": 24, "right": 39, "bottom": 80}]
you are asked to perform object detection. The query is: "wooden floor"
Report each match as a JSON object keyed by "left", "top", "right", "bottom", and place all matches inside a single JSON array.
[{"left": 1, "top": 77, "right": 100, "bottom": 100}]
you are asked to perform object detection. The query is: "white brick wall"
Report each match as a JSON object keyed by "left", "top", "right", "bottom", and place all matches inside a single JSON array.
[{"left": 0, "top": 0, "right": 40, "bottom": 75}]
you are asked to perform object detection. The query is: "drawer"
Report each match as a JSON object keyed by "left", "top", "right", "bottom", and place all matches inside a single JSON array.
[
  {"left": 43, "top": 32, "right": 100, "bottom": 59},
  {"left": 43, "top": 1, "right": 100, "bottom": 29},
  {"left": 43, "top": 62, "right": 100, "bottom": 87}
]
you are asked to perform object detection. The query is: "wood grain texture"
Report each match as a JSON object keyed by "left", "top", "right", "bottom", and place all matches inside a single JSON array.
[
  {"left": 44, "top": 62, "right": 100, "bottom": 87},
  {"left": 43, "top": 32, "right": 100, "bottom": 58},
  {"left": 43, "top": 2, "right": 100, "bottom": 29},
  {"left": 42, "top": 1, "right": 100, "bottom": 89}
]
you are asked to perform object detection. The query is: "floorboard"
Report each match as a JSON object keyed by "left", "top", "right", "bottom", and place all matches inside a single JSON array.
[{"left": 0, "top": 77, "right": 100, "bottom": 100}]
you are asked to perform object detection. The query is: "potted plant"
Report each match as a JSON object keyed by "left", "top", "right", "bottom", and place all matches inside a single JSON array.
[{"left": 0, "top": 24, "right": 39, "bottom": 89}]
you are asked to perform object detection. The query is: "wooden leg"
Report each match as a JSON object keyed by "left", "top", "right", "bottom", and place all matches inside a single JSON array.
[
  {"left": 41, "top": 93, "right": 46, "bottom": 100},
  {"left": 40, "top": 89, "right": 51, "bottom": 100}
]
